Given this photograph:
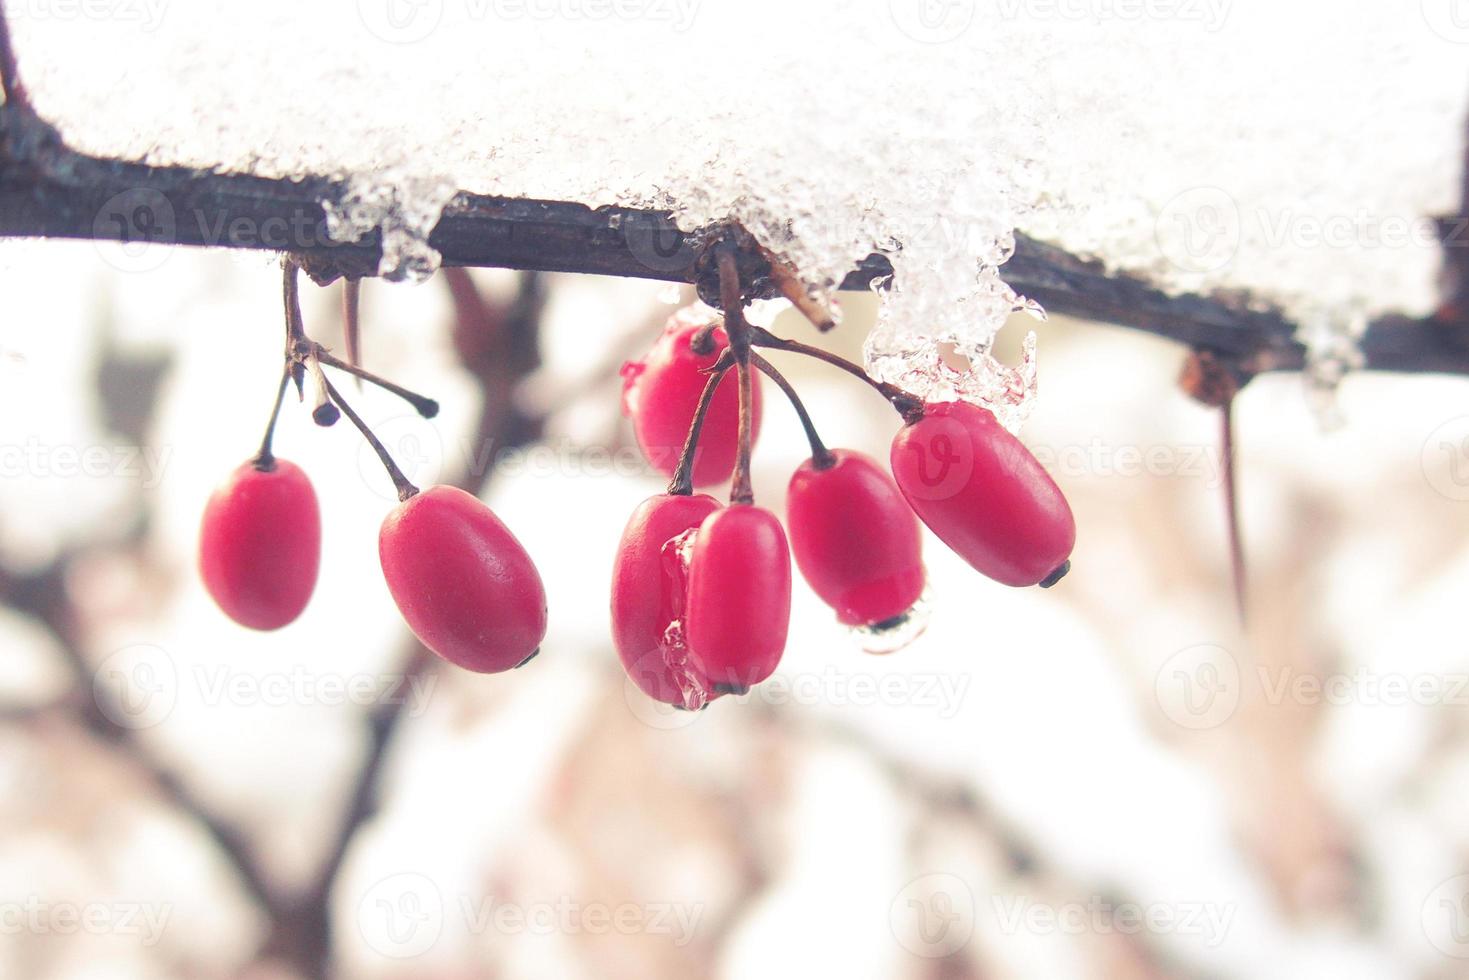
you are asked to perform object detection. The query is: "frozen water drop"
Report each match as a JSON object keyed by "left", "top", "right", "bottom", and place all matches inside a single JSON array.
[
  {"left": 1015, "top": 296, "right": 1048, "bottom": 322},
  {"left": 656, "top": 527, "right": 711, "bottom": 710},
  {"left": 850, "top": 589, "right": 931, "bottom": 655}
]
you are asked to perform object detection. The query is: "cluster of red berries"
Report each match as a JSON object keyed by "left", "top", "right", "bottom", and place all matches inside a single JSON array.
[
  {"left": 611, "top": 307, "right": 1075, "bottom": 711},
  {"left": 198, "top": 257, "right": 1075, "bottom": 706},
  {"left": 199, "top": 264, "right": 547, "bottom": 673}
]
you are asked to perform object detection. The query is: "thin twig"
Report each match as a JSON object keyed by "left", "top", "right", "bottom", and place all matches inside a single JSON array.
[
  {"left": 314, "top": 347, "right": 439, "bottom": 418},
  {"left": 715, "top": 247, "right": 759, "bottom": 505},
  {"left": 666, "top": 353, "right": 734, "bottom": 497},
  {"left": 749, "top": 351, "right": 833, "bottom": 468},
  {"left": 731, "top": 360, "right": 755, "bottom": 505},
  {"left": 760, "top": 246, "right": 837, "bottom": 332},
  {"left": 252, "top": 368, "right": 291, "bottom": 469},
  {"left": 282, "top": 259, "right": 308, "bottom": 344},
  {"left": 1221, "top": 397, "right": 1248, "bottom": 625},
  {"left": 748, "top": 325, "right": 925, "bottom": 421},
  {"left": 342, "top": 278, "right": 363, "bottom": 391},
  {"left": 307, "top": 354, "right": 339, "bottom": 426},
  {"left": 322, "top": 376, "right": 418, "bottom": 502}
]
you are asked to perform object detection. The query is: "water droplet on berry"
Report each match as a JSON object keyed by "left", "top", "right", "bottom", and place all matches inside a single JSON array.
[
  {"left": 850, "top": 588, "right": 931, "bottom": 655},
  {"left": 655, "top": 528, "right": 712, "bottom": 710}
]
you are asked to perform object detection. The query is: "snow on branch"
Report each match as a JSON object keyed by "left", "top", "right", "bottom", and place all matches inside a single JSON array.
[{"left": 2, "top": 94, "right": 1467, "bottom": 377}]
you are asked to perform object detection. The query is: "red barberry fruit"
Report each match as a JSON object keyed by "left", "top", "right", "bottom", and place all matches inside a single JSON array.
[
  {"left": 199, "top": 458, "right": 321, "bottom": 631},
  {"left": 611, "top": 493, "right": 721, "bottom": 708},
  {"left": 684, "top": 505, "right": 791, "bottom": 692},
  {"left": 621, "top": 313, "right": 763, "bottom": 487},
  {"left": 891, "top": 401, "right": 1075, "bottom": 588},
  {"left": 379, "top": 485, "right": 547, "bottom": 673},
  {"left": 787, "top": 450, "right": 925, "bottom": 627}
]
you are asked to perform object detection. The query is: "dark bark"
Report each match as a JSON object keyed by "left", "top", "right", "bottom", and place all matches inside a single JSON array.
[{"left": 4, "top": 102, "right": 1469, "bottom": 377}]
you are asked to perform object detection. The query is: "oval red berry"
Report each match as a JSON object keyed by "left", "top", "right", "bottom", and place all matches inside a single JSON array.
[
  {"left": 621, "top": 316, "right": 762, "bottom": 487},
  {"left": 610, "top": 492, "right": 721, "bottom": 707},
  {"left": 891, "top": 401, "right": 1075, "bottom": 588},
  {"left": 199, "top": 458, "right": 321, "bottom": 631},
  {"left": 684, "top": 505, "right": 791, "bottom": 692},
  {"left": 787, "top": 450, "right": 925, "bottom": 627},
  {"left": 379, "top": 485, "right": 548, "bottom": 674}
]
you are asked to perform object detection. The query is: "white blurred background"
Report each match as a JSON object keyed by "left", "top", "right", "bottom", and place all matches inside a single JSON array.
[{"left": 0, "top": 239, "right": 1466, "bottom": 979}]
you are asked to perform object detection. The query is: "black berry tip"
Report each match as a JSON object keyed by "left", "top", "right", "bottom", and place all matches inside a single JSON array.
[{"left": 1039, "top": 560, "right": 1072, "bottom": 590}]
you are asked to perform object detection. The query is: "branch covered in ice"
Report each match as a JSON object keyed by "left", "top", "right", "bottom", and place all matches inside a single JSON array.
[{"left": 3, "top": 102, "right": 1468, "bottom": 377}]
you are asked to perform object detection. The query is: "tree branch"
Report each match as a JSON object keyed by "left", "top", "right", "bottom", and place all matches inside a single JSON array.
[
  {"left": 4, "top": 100, "right": 1468, "bottom": 377},
  {"left": 0, "top": 559, "right": 279, "bottom": 920}
]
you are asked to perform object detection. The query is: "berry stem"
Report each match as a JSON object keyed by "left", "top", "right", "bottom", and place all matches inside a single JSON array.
[
  {"left": 747, "top": 325, "right": 925, "bottom": 423},
  {"left": 731, "top": 359, "right": 755, "bottom": 505},
  {"left": 313, "top": 347, "right": 439, "bottom": 418},
  {"left": 0, "top": 0, "right": 30, "bottom": 113},
  {"left": 307, "top": 354, "right": 340, "bottom": 427},
  {"left": 716, "top": 247, "right": 750, "bottom": 353},
  {"left": 251, "top": 367, "right": 292, "bottom": 471},
  {"left": 286, "top": 260, "right": 437, "bottom": 417},
  {"left": 666, "top": 351, "right": 734, "bottom": 497},
  {"left": 322, "top": 375, "right": 420, "bottom": 502},
  {"left": 282, "top": 259, "right": 308, "bottom": 345},
  {"left": 715, "top": 246, "right": 759, "bottom": 506},
  {"left": 749, "top": 351, "right": 834, "bottom": 469}
]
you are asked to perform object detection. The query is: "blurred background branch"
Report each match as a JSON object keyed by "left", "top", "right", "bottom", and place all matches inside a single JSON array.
[{"left": 0, "top": 266, "right": 551, "bottom": 977}]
